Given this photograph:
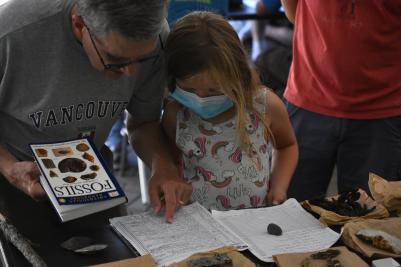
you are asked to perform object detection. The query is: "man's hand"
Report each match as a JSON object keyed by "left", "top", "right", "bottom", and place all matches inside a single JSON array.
[
  {"left": 5, "top": 161, "right": 46, "bottom": 200},
  {"left": 148, "top": 162, "right": 192, "bottom": 223},
  {"left": 127, "top": 116, "right": 192, "bottom": 223}
]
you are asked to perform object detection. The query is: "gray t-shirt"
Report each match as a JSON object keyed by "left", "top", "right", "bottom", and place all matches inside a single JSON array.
[{"left": 0, "top": 0, "right": 167, "bottom": 161}]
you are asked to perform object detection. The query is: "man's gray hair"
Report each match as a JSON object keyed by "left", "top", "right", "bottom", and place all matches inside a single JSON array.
[{"left": 76, "top": 0, "right": 167, "bottom": 40}]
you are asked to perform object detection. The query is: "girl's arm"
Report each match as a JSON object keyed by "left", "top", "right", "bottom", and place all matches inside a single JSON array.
[
  {"left": 265, "top": 90, "right": 298, "bottom": 204},
  {"left": 281, "top": 0, "right": 298, "bottom": 24}
]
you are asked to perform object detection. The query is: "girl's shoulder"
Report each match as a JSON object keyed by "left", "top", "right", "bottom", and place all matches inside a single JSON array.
[
  {"left": 164, "top": 99, "right": 192, "bottom": 123},
  {"left": 253, "top": 86, "right": 276, "bottom": 112},
  {"left": 254, "top": 86, "right": 269, "bottom": 106},
  {"left": 255, "top": 85, "right": 276, "bottom": 101},
  {"left": 256, "top": 86, "right": 287, "bottom": 126},
  {"left": 164, "top": 98, "right": 182, "bottom": 114}
]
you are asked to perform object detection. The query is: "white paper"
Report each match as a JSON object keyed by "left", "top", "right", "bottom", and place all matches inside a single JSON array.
[
  {"left": 212, "top": 198, "right": 341, "bottom": 262},
  {"left": 110, "top": 202, "right": 247, "bottom": 267}
]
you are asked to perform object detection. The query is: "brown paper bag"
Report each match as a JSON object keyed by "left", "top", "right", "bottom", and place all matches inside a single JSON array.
[
  {"left": 87, "top": 255, "right": 157, "bottom": 267},
  {"left": 302, "top": 189, "right": 389, "bottom": 225},
  {"left": 167, "top": 246, "right": 255, "bottom": 267},
  {"left": 342, "top": 217, "right": 401, "bottom": 258},
  {"left": 273, "top": 246, "right": 368, "bottom": 267},
  {"left": 369, "top": 173, "right": 401, "bottom": 212}
]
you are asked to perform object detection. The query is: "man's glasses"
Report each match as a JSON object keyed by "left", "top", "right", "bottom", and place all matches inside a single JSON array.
[{"left": 85, "top": 25, "right": 164, "bottom": 72}]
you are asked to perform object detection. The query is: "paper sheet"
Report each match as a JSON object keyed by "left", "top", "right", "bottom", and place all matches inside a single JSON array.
[
  {"left": 110, "top": 202, "right": 247, "bottom": 267},
  {"left": 212, "top": 198, "right": 341, "bottom": 262}
]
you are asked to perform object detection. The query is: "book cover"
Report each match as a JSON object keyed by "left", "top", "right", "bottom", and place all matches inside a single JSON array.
[{"left": 30, "top": 138, "right": 127, "bottom": 222}]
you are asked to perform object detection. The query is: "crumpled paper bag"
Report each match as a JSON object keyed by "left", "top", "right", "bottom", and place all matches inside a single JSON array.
[
  {"left": 302, "top": 189, "right": 389, "bottom": 225},
  {"left": 273, "top": 246, "right": 368, "bottom": 267},
  {"left": 342, "top": 217, "right": 401, "bottom": 258},
  {"left": 369, "top": 173, "right": 401, "bottom": 214},
  {"left": 167, "top": 246, "right": 255, "bottom": 267}
]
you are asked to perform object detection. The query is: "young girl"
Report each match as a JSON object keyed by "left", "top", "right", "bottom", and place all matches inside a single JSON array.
[{"left": 162, "top": 11, "right": 298, "bottom": 210}]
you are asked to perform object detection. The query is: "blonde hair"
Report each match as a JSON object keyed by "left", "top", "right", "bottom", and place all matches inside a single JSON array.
[{"left": 165, "top": 11, "right": 269, "bottom": 153}]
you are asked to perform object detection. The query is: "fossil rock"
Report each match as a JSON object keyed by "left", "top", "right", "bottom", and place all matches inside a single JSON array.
[
  {"left": 267, "top": 223, "right": 282, "bottom": 236},
  {"left": 357, "top": 229, "right": 401, "bottom": 254}
]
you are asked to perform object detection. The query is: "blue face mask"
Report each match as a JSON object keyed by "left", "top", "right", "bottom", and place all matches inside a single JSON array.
[{"left": 171, "top": 86, "right": 234, "bottom": 119}]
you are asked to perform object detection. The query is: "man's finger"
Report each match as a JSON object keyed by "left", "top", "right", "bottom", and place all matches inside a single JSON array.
[
  {"left": 181, "top": 186, "right": 192, "bottom": 205},
  {"left": 175, "top": 188, "right": 185, "bottom": 206},
  {"left": 163, "top": 185, "right": 177, "bottom": 223},
  {"left": 26, "top": 163, "right": 40, "bottom": 178},
  {"left": 159, "top": 199, "right": 166, "bottom": 212},
  {"left": 149, "top": 186, "right": 162, "bottom": 213},
  {"left": 31, "top": 182, "right": 46, "bottom": 201}
]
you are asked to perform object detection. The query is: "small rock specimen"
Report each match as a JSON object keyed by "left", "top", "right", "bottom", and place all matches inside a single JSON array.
[{"left": 267, "top": 223, "right": 282, "bottom": 236}]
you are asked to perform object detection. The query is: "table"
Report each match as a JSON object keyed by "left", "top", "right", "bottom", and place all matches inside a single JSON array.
[
  {"left": 0, "top": 220, "right": 135, "bottom": 267},
  {"left": 1, "top": 179, "right": 399, "bottom": 267},
  {"left": 0, "top": 174, "right": 136, "bottom": 267},
  {"left": 2, "top": 212, "right": 398, "bottom": 267}
]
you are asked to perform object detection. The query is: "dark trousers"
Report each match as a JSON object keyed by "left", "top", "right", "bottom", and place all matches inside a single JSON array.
[{"left": 286, "top": 101, "right": 401, "bottom": 201}]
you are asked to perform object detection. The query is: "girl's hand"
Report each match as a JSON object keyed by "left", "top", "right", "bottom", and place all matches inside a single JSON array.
[{"left": 267, "top": 187, "right": 287, "bottom": 206}]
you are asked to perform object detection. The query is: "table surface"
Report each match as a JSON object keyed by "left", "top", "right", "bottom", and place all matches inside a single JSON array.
[
  {"left": 0, "top": 177, "right": 399, "bottom": 267},
  {"left": 2, "top": 206, "right": 401, "bottom": 267},
  {"left": 0, "top": 173, "right": 136, "bottom": 267},
  {"left": 0, "top": 209, "right": 136, "bottom": 267}
]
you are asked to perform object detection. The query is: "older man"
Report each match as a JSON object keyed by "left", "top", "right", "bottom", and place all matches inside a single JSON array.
[{"left": 0, "top": 0, "right": 191, "bottom": 223}]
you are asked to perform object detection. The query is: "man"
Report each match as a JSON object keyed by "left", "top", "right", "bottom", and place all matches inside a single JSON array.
[
  {"left": 0, "top": 0, "right": 191, "bottom": 224},
  {"left": 281, "top": 0, "right": 401, "bottom": 200}
]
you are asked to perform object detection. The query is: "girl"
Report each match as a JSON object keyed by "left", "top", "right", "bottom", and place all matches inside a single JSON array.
[{"left": 162, "top": 11, "right": 298, "bottom": 210}]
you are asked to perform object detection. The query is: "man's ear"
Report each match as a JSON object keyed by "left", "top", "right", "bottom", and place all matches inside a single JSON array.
[{"left": 71, "top": 8, "right": 85, "bottom": 42}]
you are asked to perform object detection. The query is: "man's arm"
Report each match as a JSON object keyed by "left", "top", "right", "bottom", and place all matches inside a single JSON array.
[
  {"left": 124, "top": 20, "right": 191, "bottom": 223},
  {"left": 0, "top": 19, "right": 45, "bottom": 200},
  {"left": 281, "top": 0, "right": 298, "bottom": 23},
  {"left": 126, "top": 114, "right": 191, "bottom": 223},
  {"left": 0, "top": 145, "right": 45, "bottom": 200}
]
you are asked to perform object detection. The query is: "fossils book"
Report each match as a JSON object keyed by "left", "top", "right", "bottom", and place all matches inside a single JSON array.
[{"left": 30, "top": 138, "right": 127, "bottom": 222}]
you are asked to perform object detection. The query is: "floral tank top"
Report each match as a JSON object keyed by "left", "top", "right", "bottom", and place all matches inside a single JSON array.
[{"left": 175, "top": 89, "right": 271, "bottom": 210}]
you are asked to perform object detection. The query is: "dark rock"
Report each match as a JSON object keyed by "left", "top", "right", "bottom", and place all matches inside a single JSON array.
[
  {"left": 308, "top": 188, "right": 376, "bottom": 217},
  {"left": 188, "top": 253, "right": 232, "bottom": 267},
  {"left": 267, "top": 223, "right": 282, "bottom": 236},
  {"left": 60, "top": 236, "right": 93, "bottom": 251}
]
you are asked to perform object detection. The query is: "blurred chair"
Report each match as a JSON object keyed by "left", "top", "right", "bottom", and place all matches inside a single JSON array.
[
  {"left": 137, "top": 158, "right": 150, "bottom": 204},
  {"left": 118, "top": 119, "right": 150, "bottom": 204},
  {"left": 106, "top": 111, "right": 149, "bottom": 204}
]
